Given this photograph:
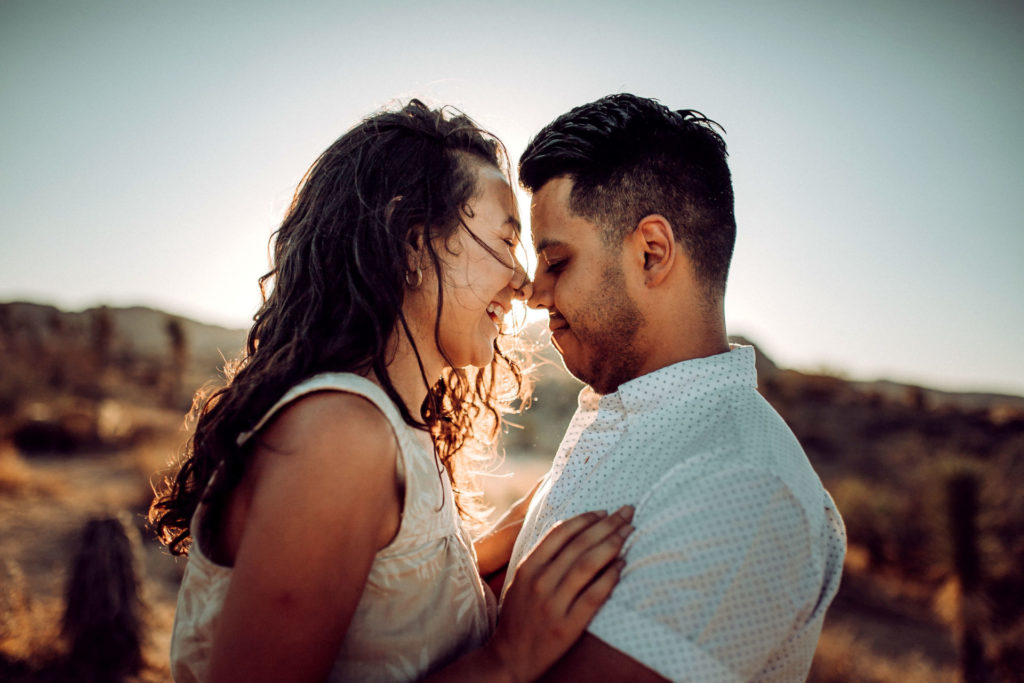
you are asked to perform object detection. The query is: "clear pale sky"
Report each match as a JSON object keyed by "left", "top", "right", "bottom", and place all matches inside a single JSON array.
[{"left": 2, "top": 0, "right": 1022, "bottom": 395}]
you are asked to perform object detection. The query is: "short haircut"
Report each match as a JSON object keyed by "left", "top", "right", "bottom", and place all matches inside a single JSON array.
[{"left": 519, "top": 93, "right": 736, "bottom": 301}]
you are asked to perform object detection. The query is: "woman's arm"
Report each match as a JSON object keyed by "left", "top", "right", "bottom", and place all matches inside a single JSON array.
[
  {"left": 204, "top": 391, "right": 631, "bottom": 683},
  {"left": 475, "top": 477, "right": 544, "bottom": 588},
  {"left": 207, "top": 393, "right": 402, "bottom": 683}
]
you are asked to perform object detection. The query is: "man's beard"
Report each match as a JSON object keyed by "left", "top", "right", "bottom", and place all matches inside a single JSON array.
[{"left": 560, "top": 263, "right": 644, "bottom": 395}]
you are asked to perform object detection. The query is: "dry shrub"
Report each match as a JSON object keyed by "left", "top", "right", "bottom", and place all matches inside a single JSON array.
[
  {"left": 977, "top": 446, "right": 1024, "bottom": 679},
  {"left": 61, "top": 515, "right": 147, "bottom": 682},
  {"left": 809, "top": 623, "right": 955, "bottom": 682},
  {"left": 9, "top": 399, "right": 167, "bottom": 457},
  {"left": 10, "top": 400, "right": 106, "bottom": 454},
  {"left": 0, "top": 560, "right": 63, "bottom": 675},
  {"left": 0, "top": 444, "right": 32, "bottom": 494},
  {"left": 0, "top": 442, "right": 64, "bottom": 497},
  {"left": 831, "top": 478, "right": 903, "bottom": 569}
]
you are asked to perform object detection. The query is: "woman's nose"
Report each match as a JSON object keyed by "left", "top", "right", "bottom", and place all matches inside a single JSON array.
[
  {"left": 510, "top": 254, "right": 532, "bottom": 300},
  {"left": 514, "top": 278, "right": 533, "bottom": 301}
]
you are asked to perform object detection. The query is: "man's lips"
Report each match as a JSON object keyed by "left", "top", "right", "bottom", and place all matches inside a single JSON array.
[{"left": 548, "top": 313, "right": 569, "bottom": 333}]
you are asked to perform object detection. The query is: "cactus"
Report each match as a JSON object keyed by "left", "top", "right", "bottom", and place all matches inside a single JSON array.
[
  {"left": 947, "top": 472, "right": 988, "bottom": 682},
  {"left": 61, "top": 516, "right": 146, "bottom": 681}
]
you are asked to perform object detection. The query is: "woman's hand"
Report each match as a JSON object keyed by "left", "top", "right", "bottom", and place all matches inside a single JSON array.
[{"left": 486, "top": 505, "right": 634, "bottom": 682}]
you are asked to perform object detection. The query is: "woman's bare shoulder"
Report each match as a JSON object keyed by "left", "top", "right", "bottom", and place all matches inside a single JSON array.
[
  {"left": 254, "top": 390, "right": 399, "bottom": 469},
  {"left": 244, "top": 391, "right": 402, "bottom": 541},
  {"left": 231, "top": 390, "right": 405, "bottom": 558},
  {"left": 211, "top": 391, "right": 406, "bottom": 681}
]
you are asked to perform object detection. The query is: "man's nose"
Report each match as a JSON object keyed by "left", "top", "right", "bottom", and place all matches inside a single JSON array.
[{"left": 527, "top": 271, "right": 550, "bottom": 310}]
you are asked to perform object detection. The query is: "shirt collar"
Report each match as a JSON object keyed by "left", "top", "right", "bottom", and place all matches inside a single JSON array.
[{"left": 578, "top": 344, "right": 758, "bottom": 417}]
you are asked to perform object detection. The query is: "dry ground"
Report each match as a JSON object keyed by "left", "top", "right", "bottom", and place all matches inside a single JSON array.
[
  {"left": 1, "top": 435, "right": 958, "bottom": 682},
  {"left": 0, "top": 432, "right": 550, "bottom": 680},
  {"left": 0, "top": 413, "right": 184, "bottom": 681}
]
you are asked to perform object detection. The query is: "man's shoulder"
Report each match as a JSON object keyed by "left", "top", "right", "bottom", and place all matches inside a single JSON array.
[
  {"left": 634, "top": 389, "right": 826, "bottom": 517},
  {"left": 636, "top": 382, "right": 803, "bottom": 460}
]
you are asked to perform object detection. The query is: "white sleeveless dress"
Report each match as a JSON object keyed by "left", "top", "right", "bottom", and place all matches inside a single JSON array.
[{"left": 170, "top": 373, "right": 496, "bottom": 682}]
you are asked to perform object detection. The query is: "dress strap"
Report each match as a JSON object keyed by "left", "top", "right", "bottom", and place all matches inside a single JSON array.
[
  {"left": 237, "top": 373, "right": 400, "bottom": 442},
  {"left": 236, "top": 372, "right": 410, "bottom": 487}
]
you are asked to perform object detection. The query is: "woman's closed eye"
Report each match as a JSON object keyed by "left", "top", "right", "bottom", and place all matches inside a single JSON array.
[{"left": 499, "top": 239, "right": 521, "bottom": 268}]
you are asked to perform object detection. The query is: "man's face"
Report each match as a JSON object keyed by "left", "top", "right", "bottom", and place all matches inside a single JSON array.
[{"left": 528, "top": 176, "right": 645, "bottom": 395}]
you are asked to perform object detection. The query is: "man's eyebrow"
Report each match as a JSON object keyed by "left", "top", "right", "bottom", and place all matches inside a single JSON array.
[{"left": 535, "top": 237, "right": 565, "bottom": 254}]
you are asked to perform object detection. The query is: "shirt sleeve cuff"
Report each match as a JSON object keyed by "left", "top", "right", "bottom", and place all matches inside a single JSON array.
[{"left": 589, "top": 601, "right": 742, "bottom": 683}]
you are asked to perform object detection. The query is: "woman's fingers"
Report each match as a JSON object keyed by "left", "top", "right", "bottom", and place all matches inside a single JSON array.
[
  {"left": 517, "top": 510, "right": 609, "bottom": 573},
  {"left": 547, "top": 505, "right": 633, "bottom": 580},
  {"left": 514, "top": 506, "right": 634, "bottom": 617},
  {"left": 535, "top": 506, "right": 634, "bottom": 614},
  {"left": 563, "top": 558, "right": 626, "bottom": 632},
  {"left": 487, "top": 506, "right": 635, "bottom": 682}
]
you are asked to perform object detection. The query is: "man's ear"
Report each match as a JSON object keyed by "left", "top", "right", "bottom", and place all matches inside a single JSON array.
[{"left": 633, "top": 214, "right": 676, "bottom": 287}]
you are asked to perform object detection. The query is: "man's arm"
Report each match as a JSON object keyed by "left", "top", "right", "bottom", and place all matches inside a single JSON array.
[
  {"left": 538, "top": 632, "right": 668, "bottom": 682},
  {"left": 532, "top": 465, "right": 816, "bottom": 682}
]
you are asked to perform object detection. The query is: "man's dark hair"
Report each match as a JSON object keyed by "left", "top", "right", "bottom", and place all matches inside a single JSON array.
[{"left": 519, "top": 93, "right": 736, "bottom": 301}]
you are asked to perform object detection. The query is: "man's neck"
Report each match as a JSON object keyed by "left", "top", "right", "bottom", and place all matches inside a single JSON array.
[
  {"left": 633, "top": 328, "right": 730, "bottom": 381},
  {"left": 590, "top": 326, "right": 730, "bottom": 397},
  {"left": 628, "top": 276, "right": 730, "bottom": 384}
]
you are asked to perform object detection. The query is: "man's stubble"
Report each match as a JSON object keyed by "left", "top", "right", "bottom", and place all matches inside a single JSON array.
[{"left": 562, "top": 260, "right": 645, "bottom": 396}]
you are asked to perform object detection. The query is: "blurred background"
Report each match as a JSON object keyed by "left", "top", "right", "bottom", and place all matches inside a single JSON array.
[{"left": 1, "top": 1, "right": 1022, "bottom": 681}]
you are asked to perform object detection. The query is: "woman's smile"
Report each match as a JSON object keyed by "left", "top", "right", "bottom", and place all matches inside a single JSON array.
[{"left": 486, "top": 301, "right": 507, "bottom": 328}]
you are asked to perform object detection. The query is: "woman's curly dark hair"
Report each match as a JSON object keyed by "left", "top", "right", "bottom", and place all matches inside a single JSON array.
[{"left": 150, "top": 100, "right": 527, "bottom": 556}]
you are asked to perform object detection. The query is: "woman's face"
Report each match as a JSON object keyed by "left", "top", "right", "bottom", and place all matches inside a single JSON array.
[{"left": 407, "top": 161, "right": 530, "bottom": 370}]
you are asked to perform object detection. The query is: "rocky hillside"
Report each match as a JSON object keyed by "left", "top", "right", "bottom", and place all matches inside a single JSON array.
[
  {"left": 0, "top": 301, "right": 245, "bottom": 369},
  {"left": 0, "top": 301, "right": 245, "bottom": 407}
]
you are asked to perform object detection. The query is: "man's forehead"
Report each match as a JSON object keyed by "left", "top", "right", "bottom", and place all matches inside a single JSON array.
[
  {"left": 529, "top": 181, "right": 573, "bottom": 251},
  {"left": 529, "top": 203, "right": 565, "bottom": 252}
]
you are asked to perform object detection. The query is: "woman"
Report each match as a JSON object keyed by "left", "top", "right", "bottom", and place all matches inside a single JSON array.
[{"left": 149, "top": 100, "right": 633, "bottom": 682}]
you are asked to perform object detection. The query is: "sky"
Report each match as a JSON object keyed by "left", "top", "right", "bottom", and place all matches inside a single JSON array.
[{"left": 2, "top": 0, "right": 1022, "bottom": 396}]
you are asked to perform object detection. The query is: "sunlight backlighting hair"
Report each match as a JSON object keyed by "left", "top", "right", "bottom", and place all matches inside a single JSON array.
[{"left": 150, "top": 100, "right": 529, "bottom": 555}]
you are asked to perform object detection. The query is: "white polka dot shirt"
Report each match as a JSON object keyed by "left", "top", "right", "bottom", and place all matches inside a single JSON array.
[{"left": 502, "top": 346, "right": 846, "bottom": 682}]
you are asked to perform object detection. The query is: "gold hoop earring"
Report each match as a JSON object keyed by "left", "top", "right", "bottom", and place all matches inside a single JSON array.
[{"left": 405, "top": 267, "right": 423, "bottom": 288}]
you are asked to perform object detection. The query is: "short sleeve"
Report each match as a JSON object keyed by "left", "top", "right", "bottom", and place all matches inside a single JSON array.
[{"left": 588, "top": 465, "right": 816, "bottom": 682}]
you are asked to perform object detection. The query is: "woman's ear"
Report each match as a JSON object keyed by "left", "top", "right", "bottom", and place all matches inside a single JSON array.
[
  {"left": 633, "top": 214, "right": 676, "bottom": 287},
  {"left": 405, "top": 225, "right": 427, "bottom": 288}
]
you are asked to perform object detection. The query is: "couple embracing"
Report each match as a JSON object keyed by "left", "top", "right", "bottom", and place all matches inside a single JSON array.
[{"left": 151, "top": 93, "right": 845, "bottom": 682}]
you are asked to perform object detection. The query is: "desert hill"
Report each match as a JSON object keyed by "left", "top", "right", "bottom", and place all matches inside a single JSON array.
[
  {"left": 0, "top": 301, "right": 244, "bottom": 361},
  {"left": 2, "top": 301, "right": 1024, "bottom": 678},
  {"left": 0, "top": 301, "right": 245, "bottom": 412},
  {"left": 4, "top": 300, "right": 1021, "bottom": 415},
  {"left": 0, "top": 301, "right": 247, "bottom": 454}
]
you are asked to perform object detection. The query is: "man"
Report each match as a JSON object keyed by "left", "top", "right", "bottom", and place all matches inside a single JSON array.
[{"left": 501, "top": 94, "right": 846, "bottom": 682}]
